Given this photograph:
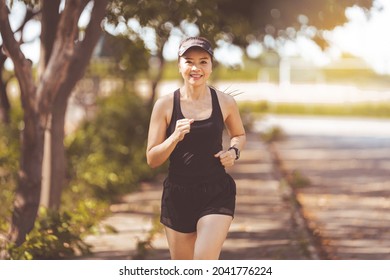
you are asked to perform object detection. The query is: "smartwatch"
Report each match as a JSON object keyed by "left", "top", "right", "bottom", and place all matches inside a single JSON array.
[{"left": 228, "top": 146, "right": 240, "bottom": 160}]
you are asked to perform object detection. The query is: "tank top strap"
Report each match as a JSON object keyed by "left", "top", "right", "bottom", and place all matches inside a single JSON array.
[
  {"left": 210, "top": 87, "right": 224, "bottom": 122},
  {"left": 173, "top": 88, "right": 181, "bottom": 118},
  {"left": 166, "top": 89, "right": 181, "bottom": 137}
]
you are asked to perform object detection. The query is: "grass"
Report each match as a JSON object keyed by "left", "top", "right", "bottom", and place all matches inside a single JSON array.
[
  {"left": 238, "top": 101, "right": 390, "bottom": 119},
  {"left": 162, "top": 56, "right": 390, "bottom": 89},
  {"left": 260, "top": 125, "right": 286, "bottom": 143}
]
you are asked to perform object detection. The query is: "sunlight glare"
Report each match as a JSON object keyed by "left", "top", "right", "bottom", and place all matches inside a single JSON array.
[{"left": 327, "top": 0, "right": 390, "bottom": 74}]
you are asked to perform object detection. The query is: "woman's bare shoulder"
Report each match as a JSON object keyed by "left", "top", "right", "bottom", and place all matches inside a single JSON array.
[
  {"left": 151, "top": 93, "right": 174, "bottom": 116},
  {"left": 151, "top": 92, "right": 175, "bottom": 124},
  {"left": 213, "top": 87, "right": 239, "bottom": 121},
  {"left": 214, "top": 88, "right": 237, "bottom": 108},
  {"left": 155, "top": 92, "right": 174, "bottom": 107}
]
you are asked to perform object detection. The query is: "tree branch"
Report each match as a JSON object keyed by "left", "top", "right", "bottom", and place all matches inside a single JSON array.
[
  {"left": 36, "top": 0, "right": 89, "bottom": 119},
  {"left": 0, "top": 0, "right": 35, "bottom": 111},
  {"left": 53, "top": 0, "right": 89, "bottom": 47},
  {"left": 40, "top": 0, "right": 60, "bottom": 69},
  {"left": 57, "top": 0, "right": 109, "bottom": 98}
]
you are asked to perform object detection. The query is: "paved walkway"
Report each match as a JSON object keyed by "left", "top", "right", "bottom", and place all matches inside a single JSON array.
[
  {"left": 81, "top": 132, "right": 315, "bottom": 260},
  {"left": 269, "top": 115, "right": 390, "bottom": 260}
]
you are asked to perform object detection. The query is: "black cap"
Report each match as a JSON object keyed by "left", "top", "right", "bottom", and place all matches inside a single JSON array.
[{"left": 178, "top": 37, "right": 214, "bottom": 57}]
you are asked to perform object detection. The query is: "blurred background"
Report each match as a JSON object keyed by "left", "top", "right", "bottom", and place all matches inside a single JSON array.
[{"left": 1, "top": 0, "right": 389, "bottom": 259}]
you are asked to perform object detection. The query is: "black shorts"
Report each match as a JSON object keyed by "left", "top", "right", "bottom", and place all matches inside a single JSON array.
[{"left": 160, "top": 172, "right": 236, "bottom": 233}]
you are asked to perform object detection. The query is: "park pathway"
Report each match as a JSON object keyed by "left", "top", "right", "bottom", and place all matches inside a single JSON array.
[
  {"left": 267, "top": 115, "right": 390, "bottom": 259},
  {"left": 81, "top": 132, "right": 315, "bottom": 260}
]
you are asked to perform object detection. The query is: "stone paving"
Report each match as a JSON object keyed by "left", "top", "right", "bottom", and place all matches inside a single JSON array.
[{"left": 81, "top": 132, "right": 314, "bottom": 260}]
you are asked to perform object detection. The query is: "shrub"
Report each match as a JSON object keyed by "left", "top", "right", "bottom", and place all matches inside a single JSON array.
[
  {"left": 6, "top": 201, "right": 108, "bottom": 260},
  {"left": 0, "top": 101, "right": 22, "bottom": 246},
  {"left": 260, "top": 125, "right": 286, "bottom": 143},
  {"left": 66, "top": 90, "right": 161, "bottom": 200},
  {"left": 288, "top": 170, "right": 311, "bottom": 189},
  {"left": 2, "top": 89, "right": 160, "bottom": 259}
]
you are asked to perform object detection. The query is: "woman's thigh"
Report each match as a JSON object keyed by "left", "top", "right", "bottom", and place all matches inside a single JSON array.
[
  {"left": 164, "top": 226, "right": 197, "bottom": 260},
  {"left": 194, "top": 214, "right": 233, "bottom": 260}
]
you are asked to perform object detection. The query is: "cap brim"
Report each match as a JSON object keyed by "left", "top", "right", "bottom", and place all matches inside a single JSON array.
[{"left": 178, "top": 45, "right": 213, "bottom": 57}]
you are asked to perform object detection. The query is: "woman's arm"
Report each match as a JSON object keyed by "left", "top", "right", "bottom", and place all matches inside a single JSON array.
[
  {"left": 225, "top": 96, "right": 246, "bottom": 152},
  {"left": 214, "top": 92, "right": 246, "bottom": 167},
  {"left": 146, "top": 96, "right": 194, "bottom": 168}
]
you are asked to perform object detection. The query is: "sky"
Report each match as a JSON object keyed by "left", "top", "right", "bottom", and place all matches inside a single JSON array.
[
  {"left": 3, "top": 0, "right": 390, "bottom": 74},
  {"left": 326, "top": 0, "right": 390, "bottom": 74}
]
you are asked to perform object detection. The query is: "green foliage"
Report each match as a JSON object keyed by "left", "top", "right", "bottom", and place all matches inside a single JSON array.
[
  {"left": 66, "top": 90, "right": 160, "bottom": 200},
  {"left": 288, "top": 170, "right": 311, "bottom": 189},
  {"left": 108, "top": 0, "right": 374, "bottom": 50},
  {"left": 260, "top": 125, "right": 286, "bottom": 143},
  {"left": 108, "top": 0, "right": 217, "bottom": 34},
  {"left": 90, "top": 33, "right": 150, "bottom": 81},
  {"left": 0, "top": 99, "right": 109, "bottom": 260},
  {"left": 1, "top": 89, "right": 159, "bottom": 259},
  {"left": 6, "top": 202, "right": 108, "bottom": 260},
  {"left": 268, "top": 102, "right": 390, "bottom": 118},
  {"left": 133, "top": 206, "right": 164, "bottom": 260},
  {"left": 237, "top": 101, "right": 268, "bottom": 132},
  {"left": 0, "top": 99, "right": 22, "bottom": 235}
]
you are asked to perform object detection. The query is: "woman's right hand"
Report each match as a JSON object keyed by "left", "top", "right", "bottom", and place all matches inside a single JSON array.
[{"left": 173, "top": 118, "right": 194, "bottom": 142}]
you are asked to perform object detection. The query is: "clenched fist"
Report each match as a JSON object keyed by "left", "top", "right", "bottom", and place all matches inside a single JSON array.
[
  {"left": 173, "top": 118, "right": 194, "bottom": 142},
  {"left": 214, "top": 149, "right": 236, "bottom": 167}
]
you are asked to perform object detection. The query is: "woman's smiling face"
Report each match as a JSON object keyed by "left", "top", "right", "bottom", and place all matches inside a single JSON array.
[{"left": 178, "top": 47, "right": 212, "bottom": 85}]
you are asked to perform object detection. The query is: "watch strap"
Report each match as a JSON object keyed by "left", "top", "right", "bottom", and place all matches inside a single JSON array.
[{"left": 228, "top": 146, "right": 240, "bottom": 160}]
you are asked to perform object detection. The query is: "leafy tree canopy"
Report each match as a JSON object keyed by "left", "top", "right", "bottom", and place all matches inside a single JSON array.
[{"left": 108, "top": 0, "right": 374, "bottom": 49}]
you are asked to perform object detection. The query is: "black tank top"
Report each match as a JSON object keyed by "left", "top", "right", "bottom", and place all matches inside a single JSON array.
[{"left": 166, "top": 87, "right": 226, "bottom": 183}]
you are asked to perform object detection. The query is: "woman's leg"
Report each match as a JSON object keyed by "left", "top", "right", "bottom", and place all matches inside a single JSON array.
[
  {"left": 164, "top": 226, "right": 197, "bottom": 260},
  {"left": 193, "top": 214, "right": 233, "bottom": 260}
]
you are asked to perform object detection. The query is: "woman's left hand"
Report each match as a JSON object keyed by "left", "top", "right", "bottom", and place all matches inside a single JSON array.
[{"left": 214, "top": 150, "right": 236, "bottom": 167}]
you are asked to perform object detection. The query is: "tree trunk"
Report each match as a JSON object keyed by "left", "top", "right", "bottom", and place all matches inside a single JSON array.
[
  {"left": 0, "top": 73, "right": 10, "bottom": 124},
  {"left": 0, "top": 0, "right": 39, "bottom": 246},
  {"left": 148, "top": 50, "right": 165, "bottom": 109},
  {"left": 1, "top": 0, "right": 93, "bottom": 245},
  {"left": 41, "top": 93, "right": 67, "bottom": 210},
  {"left": 42, "top": 0, "right": 108, "bottom": 210},
  {"left": 1, "top": 0, "right": 108, "bottom": 245},
  {"left": 9, "top": 111, "right": 44, "bottom": 246},
  {"left": 0, "top": 51, "right": 10, "bottom": 124},
  {"left": 39, "top": 0, "right": 64, "bottom": 210}
]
